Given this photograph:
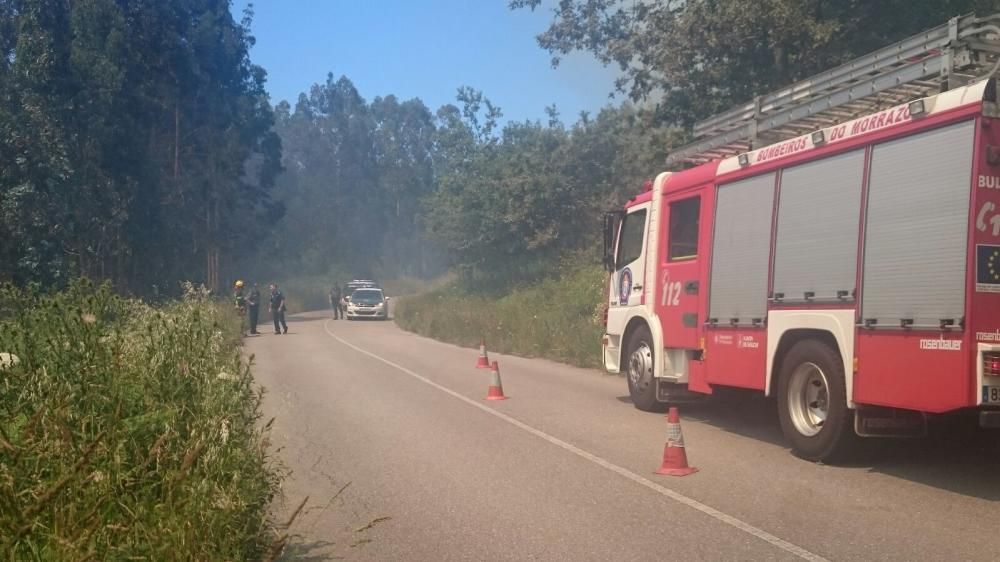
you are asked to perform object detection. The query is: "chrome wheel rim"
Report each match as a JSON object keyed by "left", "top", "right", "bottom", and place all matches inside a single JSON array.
[
  {"left": 627, "top": 342, "right": 654, "bottom": 394},
  {"left": 787, "top": 362, "right": 829, "bottom": 437}
]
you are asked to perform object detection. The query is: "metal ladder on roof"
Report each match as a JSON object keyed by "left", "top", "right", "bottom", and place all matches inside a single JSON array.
[{"left": 666, "top": 13, "right": 1000, "bottom": 168}]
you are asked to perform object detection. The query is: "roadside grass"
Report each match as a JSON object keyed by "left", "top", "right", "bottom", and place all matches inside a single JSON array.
[
  {"left": 0, "top": 280, "right": 280, "bottom": 560},
  {"left": 393, "top": 265, "right": 606, "bottom": 368}
]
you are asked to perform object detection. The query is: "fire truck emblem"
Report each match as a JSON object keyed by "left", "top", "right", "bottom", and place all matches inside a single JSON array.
[
  {"left": 977, "top": 245, "right": 1000, "bottom": 293},
  {"left": 619, "top": 268, "right": 633, "bottom": 305}
]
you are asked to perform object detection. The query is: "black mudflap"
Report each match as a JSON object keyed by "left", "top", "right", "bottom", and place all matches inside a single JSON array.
[
  {"left": 854, "top": 406, "right": 927, "bottom": 438},
  {"left": 980, "top": 410, "right": 1000, "bottom": 429}
]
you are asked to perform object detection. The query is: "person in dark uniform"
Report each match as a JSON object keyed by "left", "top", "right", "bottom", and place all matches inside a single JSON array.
[
  {"left": 247, "top": 283, "right": 261, "bottom": 334},
  {"left": 269, "top": 283, "right": 288, "bottom": 334},
  {"left": 329, "top": 285, "right": 343, "bottom": 319}
]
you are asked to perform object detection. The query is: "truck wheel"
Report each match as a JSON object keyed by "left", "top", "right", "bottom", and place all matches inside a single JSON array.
[
  {"left": 625, "top": 325, "right": 658, "bottom": 411},
  {"left": 777, "top": 339, "right": 856, "bottom": 462}
]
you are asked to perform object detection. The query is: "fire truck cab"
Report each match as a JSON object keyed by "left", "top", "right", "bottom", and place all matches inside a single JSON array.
[{"left": 602, "top": 14, "right": 1000, "bottom": 461}]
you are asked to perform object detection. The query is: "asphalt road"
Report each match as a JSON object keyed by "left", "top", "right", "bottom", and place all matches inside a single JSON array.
[{"left": 247, "top": 310, "right": 1000, "bottom": 561}]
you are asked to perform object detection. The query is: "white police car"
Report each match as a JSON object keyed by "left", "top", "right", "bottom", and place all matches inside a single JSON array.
[{"left": 345, "top": 287, "right": 389, "bottom": 320}]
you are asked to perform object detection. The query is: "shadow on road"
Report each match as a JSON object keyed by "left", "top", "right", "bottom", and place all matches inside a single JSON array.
[
  {"left": 623, "top": 393, "right": 1000, "bottom": 501},
  {"left": 857, "top": 418, "right": 1000, "bottom": 501}
]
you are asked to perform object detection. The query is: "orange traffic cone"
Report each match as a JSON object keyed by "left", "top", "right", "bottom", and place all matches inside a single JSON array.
[
  {"left": 655, "top": 407, "right": 698, "bottom": 476},
  {"left": 475, "top": 338, "right": 491, "bottom": 369},
  {"left": 485, "top": 361, "right": 508, "bottom": 401}
]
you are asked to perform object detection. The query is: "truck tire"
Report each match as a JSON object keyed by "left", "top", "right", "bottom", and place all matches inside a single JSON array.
[
  {"left": 777, "top": 339, "right": 856, "bottom": 462},
  {"left": 625, "top": 325, "right": 659, "bottom": 411}
]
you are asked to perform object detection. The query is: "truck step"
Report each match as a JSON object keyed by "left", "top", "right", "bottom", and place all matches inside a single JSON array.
[{"left": 656, "top": 380, "right": 706, "bottom": 403}]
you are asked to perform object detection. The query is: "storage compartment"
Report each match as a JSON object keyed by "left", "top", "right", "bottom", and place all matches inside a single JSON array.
[
  {"left": 773, "top": 150, "right": 865, "bottom": 302},
  {"left": 708, "top": 173, "right": 776, "bottom": 325},
  {"left": 861, "top": 120, "right": 974, "bottom": 327}
]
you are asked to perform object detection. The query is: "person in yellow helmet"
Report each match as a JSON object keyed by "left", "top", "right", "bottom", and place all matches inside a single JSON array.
[{"left": 234, "top": 280, "right": 247, "bottom": 335}]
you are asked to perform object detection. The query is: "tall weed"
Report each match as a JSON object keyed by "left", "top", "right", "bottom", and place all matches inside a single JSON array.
[{"left": 0, "top": 280, "right": 280, "bottom": 560}]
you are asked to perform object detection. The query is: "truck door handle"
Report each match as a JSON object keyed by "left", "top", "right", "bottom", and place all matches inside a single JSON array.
[
  {"left": 633, "top": 284, "right": 643, "bottom": 291},
  {"left": 684, "top": 281, "right": 699, "bottom": 295}
]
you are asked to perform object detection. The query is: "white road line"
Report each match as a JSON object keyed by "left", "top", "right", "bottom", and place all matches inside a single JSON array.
[{"left": 323, "top": 320, "right": 829, "bottom": 562}]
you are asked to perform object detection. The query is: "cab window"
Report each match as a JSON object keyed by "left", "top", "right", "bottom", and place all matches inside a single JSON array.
[
  {"left": 668, "top": 197, "right": 700, "bottom": 261},
  {"left": 615, "top": 209, "right": 647, "bottom": 269}
]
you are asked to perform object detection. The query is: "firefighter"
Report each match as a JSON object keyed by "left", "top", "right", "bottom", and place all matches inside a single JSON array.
[
  {"left": 233, "top": 280, "right": 247, "bottom": 335},
  {"left": 247, "top": 282, "right": 261, "bottom": 334},
  {"left": 329, "top": 285, "right": 343, "bottom": 319},
  {"left": 269, "top": 283, "right": 288, "bottom": 334}
]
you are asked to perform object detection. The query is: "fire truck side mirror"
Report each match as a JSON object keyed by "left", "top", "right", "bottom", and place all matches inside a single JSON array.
[{"left": 603, "top": 255, "right": 615, "bottom": 272}]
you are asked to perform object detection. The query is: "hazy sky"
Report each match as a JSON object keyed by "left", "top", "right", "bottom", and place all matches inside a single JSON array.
[{"left": 229, "top": 0, "right": 621, "bottom": 125}]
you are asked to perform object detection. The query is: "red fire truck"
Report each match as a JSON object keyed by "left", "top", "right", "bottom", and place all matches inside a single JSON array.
[{"left": 602, "top": 14, "right": 1000, "bottom": 461}]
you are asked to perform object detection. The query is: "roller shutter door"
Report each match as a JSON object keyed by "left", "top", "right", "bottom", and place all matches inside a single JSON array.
[
  {"left": 773, "top": 150, "right": 865, "bottom": 302},
  {"left": 709, "top": 173, "right": 776, "bottom": 324},
  {"left": 861, "top": 120, "right": 974, "bottom": 327}
]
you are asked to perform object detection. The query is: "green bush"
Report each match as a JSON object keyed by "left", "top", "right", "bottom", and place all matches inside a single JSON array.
[
  {"left": 394, "top": 265, "right": 607, "bottom": 368},
  {"left": 0, "top": 280, "right": 280, "bottom": 560}
]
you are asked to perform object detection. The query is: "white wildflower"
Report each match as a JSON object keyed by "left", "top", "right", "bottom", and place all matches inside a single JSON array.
[
  {"left": 220, "top": 419, "right": 230, "bottom": 444},
  {"left": 214, "top": 494, "right": 233, "bottom": 510},
  {"left": 0, "top": 353, "right": 19, "bottom": 370},
  {"left": 216, "top": 371, "right": 236, "bottom": 381},
  {"left": 89, "top": 471, "right": 106, "bottom": 483},
  {"left": 181, "top": 281, "right": 212, "bottom": 302}
]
